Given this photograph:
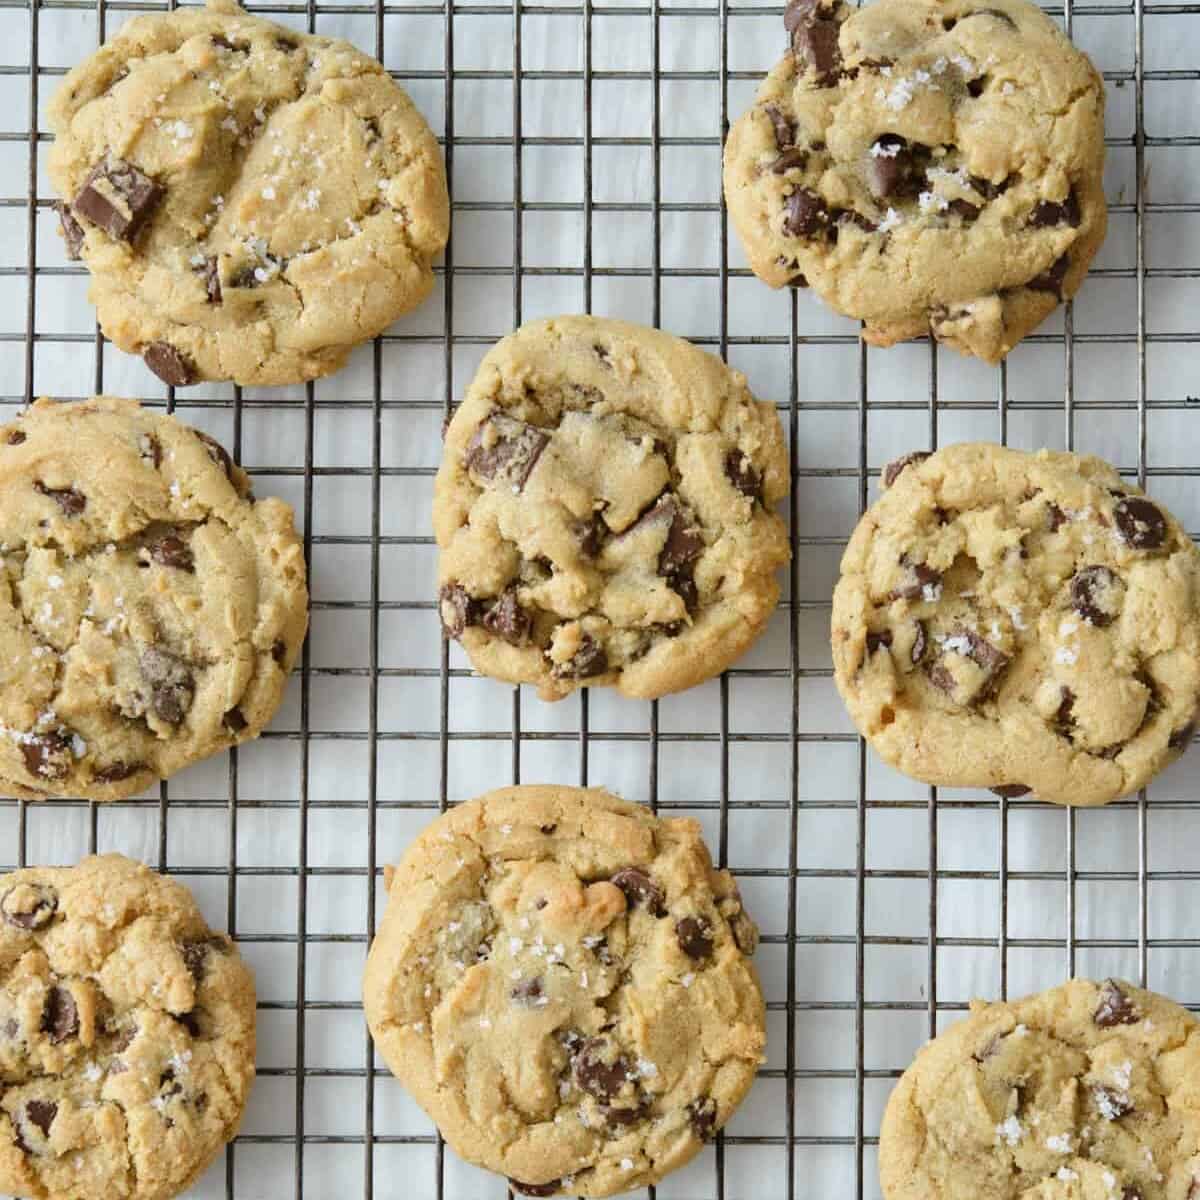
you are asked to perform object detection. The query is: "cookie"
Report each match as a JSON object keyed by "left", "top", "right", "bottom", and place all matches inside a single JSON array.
[
  {"left": 723, "top": 0, "right": 1107, "bottom": 363},
  {"left": 0, "top": 854, "right": 256, "bottom": 1200},
  {"left": 362, "top": 785, "right": 766, "bottom": 1197},
  {"left": 831, "top": 443, "right": 1200, "bottom": 807},
  {"left": 433, "top": 316, "right": 790, "bottom": 702},
  {"left": 0, "top": 397, "right": 307, "bottom": 801},
  {"left": 48, "top": 0, "right": 449, "bottom": 387},
  {"left": 880, "top": 978, "right": 1200, "bottom": 1200}
]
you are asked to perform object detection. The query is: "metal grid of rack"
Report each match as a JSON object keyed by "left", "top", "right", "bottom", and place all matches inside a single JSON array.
[{"left": 1, "top": 0, "right": 1199, "bottom": 1196}]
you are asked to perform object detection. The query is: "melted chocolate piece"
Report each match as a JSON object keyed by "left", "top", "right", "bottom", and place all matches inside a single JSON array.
[
  {"left": 150, "top": 535, "right": 194, "bottom": 572},
  {"left": 7, "top": 429, "right": 26, "bottom": 445},
  {"left": 990, "top": 784, "right": 1031, "bottom": 798},
  {"left": 1114, "top": 496, "right": 1166, "bottom": 550},
  {"left": 689, "top": 1096, "right": 718, "bottom": 1140},
  {"left": 784, "top": 0, "right": 842, "bottom": 85},
  {"left": 1027, "top": 254, "right": 1070, "bottom": 298},
  {"left": 42, "top": 986, "right": 78, "bottom": 1042},
  {"left": 34, "top": 480, "right": 86, "bottom": 516},
  {"left": 772, "top": 148, "right": 809, "bottom": 175},
  {"left": 947, "top": 198, "right": 981, "bottom": 222},
  {"left": 882, "top": 450, "right": 930, "bottom": 488},
  {"left": 508, "top": 1180, "right": 561, "bottom": 1197},
  {"left": 1028, "top": 191, "right": 1081, "bottom": 228},
  {"left": 93, "top": 761, "right": 143, "bottom": 784},
  {"left": 57, "top": 202, "right": 85, "bottom": 260},
  {"left": 602, "top": 1100, "right": 649, "bottom": 1127},
  {"left": 482, "top": 587, "right": 532, "bottom": 645},
  {"left": 222, "top": 708, "right": 248, "bottom": 734},
  {"left": 676, "top": 915, "right": 714, "bottom": 960},
  {"left": 887, "top": 561, "right": 941, "bottom": 603},
  {"left": 1094, "top": 979, "right": 1137, "bottom": 1027},
  {"left": 20, "top": 732, "right": 71, "bottom": 782},
  {"left": 573, "top": 1037, "right": 631, "bottom": 1101},
  {"left": 140, "top": 647, "right": 196, "bottom": 725},
  {"left": 271, "top": 639, "right": 288, "bottom": 664},
  {"left": 198, "top": 256, "right": 222, "bottom": 304},
  {"left": 1070, "top": 565, "right": 1122, "bottom": 627},
  {"left": 764, "top": 103, "right": 796, "bottom": 150},
  {"left": 194, "top": 430, "right": 235, "bottom": 479},
  {"left": 611, "top": 866, "right": 666, "bottom": 916},
  {"left": 1169, "top": 720, "right": 1196, "bottom": 753},
  {"left": 1046, "top": 502, "right": 1069, "bottom": 532},
  {"left": 24, "top": 1099, "right": 57, "bottom": 1138},
  {"left": 725, "top": 449, "right": 762, "bottom": 501},
  {"left": 1, "top": 884, "right": 57, "bottom": 930},
  {"left": 464, "top": 415, "right": 549, "bottom": 491},
  {"left": 181, "top": 938, "right": 224, "bottom": 981},
  {"left": 72, "top": 157, "right": 163, "bottom": 242},
  {"left": 574, "top": 512, "right": 607, "bottom": 557},
  {"left": 439, "top": 583, "right": 480, "bottom": 638},
  {"left": 550, "top": 632, "right": 608, "bottom": 679},
  {"left": 867, "top": 134, "right": 918, "bottom": 200},
  {"left": 911, "top": 620, "right": 928, "bottom": 664},
  {"left": 510, "top": 977, "right": 544, "bottom": 1006},
  {"left": 144, "top": 342, "right": 196, "bottom": 387},
  {"left": 783, "top": 187, "right": 832, "bottom": 239},
  {"left": 865, "top": 629, "right": 892, "bottom": 655}
]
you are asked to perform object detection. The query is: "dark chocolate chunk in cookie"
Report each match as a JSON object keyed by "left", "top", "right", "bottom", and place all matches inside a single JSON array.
[
  {"left": 222, "top": 707, "right": 248, "bottom": 734},
  {"left": 867, "top": 135, "right": 919, "bottom": 200},
  {"left": 888, "top": 561, "right": 941, "bottom": 603},
  {"left": 57, "top": 202, "right": 85, "bottom": 260},
  {"left": 140, "top": 647, "right": 196, "bottom": 725},
  {"left": 1, "top": 883, "right": 57, "bottom": 930},
  {"left": 20, "top": 732, "right": 72, "bottom": 782},
  {"left": 24, "top": 1099, "right": 57, "bottom": 1138},
  {"left": 865, "top": 629, "right": 893, "bottom": 654},
  {"left": 1028, "top": 191, "right": 1081, "bottom": 229},
  {"left": 551, "top": 632, "right": 608, "bottom": 680},
  {"left": 725, "top": 450, "right": 763, "bottom": 501},
  {"left": 676, "top": 915, "right": 714, "bottom": 960},
  {"left": 508, "top": 1180, "right": 561, "bottom": 1198},
  {"left": 34, "top": 480, "right": 86, "bottom": 516},
  {"left": 149, "top": 534, "right": 195, "bottom": 572},
  {"left": 772, "top": 147, "right": 809, "bottom": 175},
  {"left": 783, "top": 187, "right": 832, "bottom": 239},
  {"left": 93, "top": 760, "right": 143, "bottom": 784},
  {"left": 1114, "top": 496, "right": 1166, "bottom": 550},
  {"left": 194, "top": 430, "right": 235, "bottom": 479},
  {"left": 573, "top": 1037, "right": 632, "bottom": 1101},
  {"left": 1094, "top": 979, "right": 1138, "bottom": 1027},
  {"left": 689, "top": 1096, "right": 718, "bottom": 1140},
  {"left": 439, "top": 583, "right": 480, "bottom": 638},
  {"left": 72, "top": 157, "right": 163, "bottom": 243},
  {"left": 1070, "top": 565, "right": 1123, "bottom": 627},
  {"left": 465, "top": 415, "right": 548, "bottom": 491},
  {"left": 1027, "top": 254, "right": 1069, "bottom": 298},
  {"left": 144, "top": 342, "right": 196, "bottom": 387},
  {"left": 482, "top": 587, "right": 532, "bottom": 645},
  {"left": 611, "top": 866, "right": 666, "bottom": 916},
  {"left": 883, "top": 450, "right": 930, "bottom": 488},
  {"left": 42, "top": 986, "right": 78, "bottom": 1042},
  {"left": 764, "top": 103, "right": 796, "bottom": 150},
  {"left": 990, "top": 784, "right": 1031, "bottom": 798},
  {"left": 784, "top": 0, "right": 843, "bottom": 85}
]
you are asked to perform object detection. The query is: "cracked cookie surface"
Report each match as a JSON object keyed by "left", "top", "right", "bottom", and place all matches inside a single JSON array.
[
  {"left": 832, "top": 443, "right": 1200, "bottom": 807},
  {"left": 48, "top": 0, "right": 449, "bottom": 387},
  {"left": 433, "top": 316, "right": 790, "bottom": 702},
  {"left": 880, "top": 979, "right": 1200, "bottom": 1200},
  {"left": 0, "top": 854, "right": 255, "bottom": 1200},
  {"left": 362, "top": 785, "right": 766, "bottom": 1197},
  {"left": 0, "top": 397, "right": 307, "bottom": 801},
  {"left": 723, "top": 0, "right": 1107, "bottom": 362}
]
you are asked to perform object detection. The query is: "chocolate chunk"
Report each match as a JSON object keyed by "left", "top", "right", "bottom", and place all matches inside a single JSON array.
[
  {"left": 611, "top": 866, "right": 666, "bottom": 916},
  {"left": 573, "top": 1037, "right": 631, "bottom": 1101},
  {"left": 1114, "top": 496, "right": 1166, "bottom": 550},
  {"left": 990, "top": 784, "right": 1031, "bottom": 798},
  {"left": 140, "top": 433, "right": 162, "bottom": 468},
  {"left": 1169, "top": 720, "right": 1196, "bottom": 752},
  {"left": 783, "top": 187, "right": 831, "bottom": 239},
  {"left": 676, "top": 915, "right": 714, "bottom": 960},
  {"left": 1094, "top": 1085, "right": 1133, "bottom": 1120},
  {"left": 271, "top": 639, "right": 287, "bottom": 664},
  {"left": 7, "top": 429, "right": 25, "bottom": 445},
  {"left": 174, "top": 1009, "right": 203, "bottom": 1038},
  {"left": 150, "top": 535, "right": 195, "bottom": 572},
  {"left": 551, "top": 633, "right": 608, "bottom": 680},
  {"left": 140, "top": 647, "right": 195, "bottom": 726},
  {"left": 191, "top": 431, "right": 234, "bottom": 479},
  {"left": 1070, "top": 565, "right": 1122, "bottom": 627},
  {"left": 930, "top": 626, "right": 1010, "bottom": 705},
  {"left": 222, "top": 708, "right": 248, "bottom": 734},
  {"left": 24, "top": 1099, "right": 56, "bottom": 1138},
  {"left": 510, "top": 977, "right": 544, "bottom": 1006},
  {"left": 93, "top": 761, "right": 142, "bottom": 783},
  {"left": 838, "top": 209, "right": 878, "bottom": 233},
  {"left": 72, "top": 157, "right": 163, "bottom": 242},
  {"left": 438, "top": 583, "right": 480, "bottom": 638},
  {"left": 482, "top": 587, "right": 532, "bottom": 646},
  {"left": 41, "top": 986, "right": 78, "bottom": 1043},
  {"left": 603, "top": 1100, "right": 649, "bottom": 1127},
  {"left": 771, "top": 148, "right": 809, "bottom": 175},
  {"left": 971, "top": 175, "right": 1012, "bottom": 201},
  {"left": 689, "top": 1096, "right": 718, "bottom": 1140},
  {"left": 20, "top": 732, "right": 71, "bottom": 782},
  {"left": 882, "top": 450, "right": 930, "bottom": 488},
  {"left": 1094, "top": 979, "right": 1137, "bottom": 1027},
  {"left": 573, "top": 513, "right": 606, "bottom": 557},
  {"left": 784, "top": 0, "right": 842, "bottom": 85},
  {"left": 966, "top": 76, "right": 986, "bottom": 98},
  {"left": 464, "top": 415, "right": 549, "bottom": 491},
  {"left": 865, "top": 629, "right": 892, "bottom": 654},
  {"left": 1028, "top": 191, "right": 1081, "bottom": 228},
  {"left": 110, "top": 1024, "right": 137, "bottom": 1053},
  {"left": 508, "top": 1181, "right": 560, "bottom": 1197},
  {"left": 656, "top": 498, "right": 704, "bottom": 577},
  {"left": 212, "top": 33, "right": 251, "bottom": 51},
  {"left": 911, "top": 620, "right": 928, "bottom": 664},
  {"left": 887, "top": 561, "right": 941, "bottom": 603},
  {"left": 1, "top": 884, "right": 57, "bottom": 930},
  {"left": 1027, "top": 254, "right": 1070, "bottom": 298},
  {"left": 34, "top": 480, "right": 85, "bottom": 516},
  {"left": 198, "top": 256, "right": 221, "bottom": 304},
  {"left": 947, "top": 198, "right": 981, "bottom": 221},
  {"left": 867, "top": 134, "right": 915, "bottom": 200},
  {"left": 1046, "top": 502, "right": 1069, "bottom": 532},
  {"left": 764, "top": 103, "right": 796, "bottom": 150},
  {"left": 57, "top": 202, "right": 85, "bottom": 260},
  {"left": 181, "top": 937, "right": 225, "bottom": 983},
  {"left": 725, "top": 450, "right": 762, "bottom": 501},
  {"left": 228, "top": 266, "right": 260, "bottom": 289},
  {"left": 144, "top": 342, "right": 195, "bottom": 387}
]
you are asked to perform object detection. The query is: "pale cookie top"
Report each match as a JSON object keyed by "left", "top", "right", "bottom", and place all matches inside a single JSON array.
[
  {"left": 0, "top": 397, "right": 308, "bottom": 801},
  {"left": 48, "top": 0, "right": 449, "bottom": 387},
  {"left": 723, "top": 0, "right": 1107, "bottom": 363},
  {"left": 362, "top": 786, "right": 766, "bottom": 1198},
  {"left": 880, "top": 979, "right": 1200, "bottom": 1200},
  {"left": 832, "top": 444, "right": 1200, "bottom": 807},
  {"left": 433, "top": 316, "right": 790, "bottom": 702},
  {"left": 0, "top": 855, "right": 256, "bottom": 1200}
]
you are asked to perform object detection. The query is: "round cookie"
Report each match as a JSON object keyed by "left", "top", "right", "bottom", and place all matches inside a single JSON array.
[
  {"left": 880, "top": 978, "right": 1200, "bottom": 1200},
  {"left": 831, "top": 443, "right": 1200, "bottom": 807},
  {"left": 433, "top": 316, "right": 790, "bottom": 702},
  {"left": 362, "top": 785, "right": 766, "bottom": 1197},
  {"left": 0, "top": 854, "right": 256, "bottom": 1200},
  {"left": 0, "top": 397, "right": 308, "bottom": 801},
  {"left": 48, "top": 0, "right": 449, "bottom": 387},
  {"left": 723, "top": 0, "right": 1107, "bottom": 363}
]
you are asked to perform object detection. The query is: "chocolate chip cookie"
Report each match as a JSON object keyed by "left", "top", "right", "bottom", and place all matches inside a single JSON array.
[
  {"left": 433, "top": 316, "right": 790, "bottom": 702},
  {"left": 0, "top": 854, "right": 255, "bottom": 1200},
  {"left": 880, "top": 978, "right": 1200, "bottom": 1200},
  {"left": 48, "top": 0, "right": 449, "bottom": 387},
  {"left": 0, "top": 397, "right": 307, "bottom": 801},
  {"left": 723, "top": 0, "right": 1107, "bottom": 362},
  {"left": 362, "top": 785, "right": 766, "bottom": 1197},
  {"left": 832, "top": 443, "right": 1200, "bottom": 807}
]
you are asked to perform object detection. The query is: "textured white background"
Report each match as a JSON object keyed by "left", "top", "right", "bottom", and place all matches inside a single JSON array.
[{"left": 1, "top": 0, "right": 1199, "bottom": 1196}]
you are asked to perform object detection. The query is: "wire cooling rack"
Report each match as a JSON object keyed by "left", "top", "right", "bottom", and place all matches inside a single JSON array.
[{"left": 2, "top": 0, "right": 1200, "bottom": 1196}]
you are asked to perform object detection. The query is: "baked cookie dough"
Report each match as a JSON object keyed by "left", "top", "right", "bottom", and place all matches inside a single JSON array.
[
  {"left": 723, "top": 0, "right": 1107, "bottom": 362},
  {"left": 362, "top": 785, "right": 766, "bottom": 1197},
  {"left": 0, "top": 397, "right": 307, "bottom": 801},
  {"left": 0, "top": 854, "right": 256, "bottom": 1200},
  {"left": 433, "top": 316, "right": 790, "bottom": 702},
  {"left": 48, "top": 0, "right": 449, "bottom": 387},
  {"left": 880, "top": 978, "right": 1200, "bottom": 1200},
  {"left": 831, "top": 443, "right": 1200, "bottom": 807}
]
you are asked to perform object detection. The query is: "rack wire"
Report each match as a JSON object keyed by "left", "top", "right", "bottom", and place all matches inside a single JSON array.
[{"left": 2, "top": 0, "right": 1199, "bottom": 1195}]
